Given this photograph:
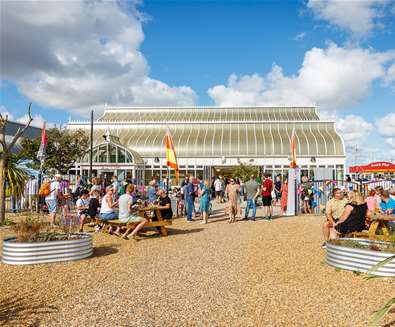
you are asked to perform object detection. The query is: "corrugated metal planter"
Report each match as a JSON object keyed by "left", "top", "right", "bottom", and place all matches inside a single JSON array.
[
  {"left": 2, "top": 233, "right": 93, "bottom": 265},
  {"left": 326, "top": 238, "right": 395, "bottom": 277}
]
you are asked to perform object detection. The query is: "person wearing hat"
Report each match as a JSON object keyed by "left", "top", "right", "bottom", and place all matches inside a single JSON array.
[{"left": 45, "top": 173, "right": 62, "bottom": 227}]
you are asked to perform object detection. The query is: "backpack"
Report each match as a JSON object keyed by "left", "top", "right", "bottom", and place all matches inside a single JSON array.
[{"left": 38, "top": 182, "right": 51, "bottom": 197}]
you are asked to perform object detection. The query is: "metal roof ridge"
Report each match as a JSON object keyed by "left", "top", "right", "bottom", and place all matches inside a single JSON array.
[
  {"left": 102, "top": 105, "right": 317, "bottom": 110},
  {"left": 67, "top": 119, "right": 336, "bottom": 125}
]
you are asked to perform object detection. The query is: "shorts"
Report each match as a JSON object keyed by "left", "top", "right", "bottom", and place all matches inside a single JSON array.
[
  {"left": 262, "top": 195, "right": 272, "bottom": 206},
  {"left": 99, "top": 212, "right": 118, "bottom": 221},
  {"left": 45, "top": 199, "right": 57, "bottom": 213},
  {"left": 335, "top": 223, "right": 363, "bottom": 234},
  {"left": 119, "top": 214, "right": 143, "bottom": 224}
]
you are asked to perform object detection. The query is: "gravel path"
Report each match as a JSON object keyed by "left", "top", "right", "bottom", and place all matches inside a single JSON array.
[{"left": 0, "top": 207, "right": 394, "bottom": 326}]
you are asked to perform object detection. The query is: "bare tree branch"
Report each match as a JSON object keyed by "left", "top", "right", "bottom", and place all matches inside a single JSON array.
[{"left": 7, "top": 103, "right": 33, "bottom": 152}]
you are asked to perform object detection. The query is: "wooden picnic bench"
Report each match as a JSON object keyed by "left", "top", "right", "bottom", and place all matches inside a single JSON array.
[
  {"left": 352, "top": 214, "right": 395, "bottom": 241},
  {"left": 101, "top": 206, "right": 172, "bottom": 237}
]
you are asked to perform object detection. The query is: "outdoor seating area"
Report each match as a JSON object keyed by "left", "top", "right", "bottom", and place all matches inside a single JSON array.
[{"left": 1, "top": 208, "right": 394, "bottom": 326}]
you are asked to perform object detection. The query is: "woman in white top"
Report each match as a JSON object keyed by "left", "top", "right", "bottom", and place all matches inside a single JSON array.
[
  {"left": 116, "top": 184, "right": 148, "bottom": 240},
  {"left": 99, "top": 186, "right": 118, "bottom": 221}
]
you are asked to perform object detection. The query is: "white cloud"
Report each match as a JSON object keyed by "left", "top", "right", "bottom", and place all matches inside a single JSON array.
[
  {"left": 208, "top": 43, "right": 395, "bottom": 112},
  {"left": 1, "top": 1, "right": 197, "bottom": 116},
  {"left": 376, "top": 112, "right": 395, "bottom": 137},
  {"left": 335, "top": 114, "right": 374, "bottom": 150},
  {"left": 293, "top": 32, "right": 306, "bottom": 41},
  {"left": 0, "top": 105, "right": 55, "bottom": 128},
  {"left": 376, "top": 112, "right": 395, "bottom": 158},
  {"left": 307, "top": 0, "right": 391, "bottom": 38},
  {"left": 384, "top": 63, "right": 395, "bottom": 85},
  {"left": 0, "top": 106, "right": 15, "bottom": 121}
]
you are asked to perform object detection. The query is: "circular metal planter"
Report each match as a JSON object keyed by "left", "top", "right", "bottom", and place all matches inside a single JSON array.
[
  {"left": 2, "top": 233, "right": 93, "bottom": 265},
  {"left": 326, "top": 238, "right": 395, "bottom": 277}
]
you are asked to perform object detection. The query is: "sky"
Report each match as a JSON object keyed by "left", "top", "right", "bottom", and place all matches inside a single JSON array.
[{"left": 1, "top": 0, "right": 395, "bottom": 164}]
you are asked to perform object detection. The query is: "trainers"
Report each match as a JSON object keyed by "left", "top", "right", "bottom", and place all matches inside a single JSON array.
[
  {"left": 321, "top": 242, "right": 327, "bottom": 249},
  {"left": 94, "top": 225, "right": 101, "bottom": 233}
]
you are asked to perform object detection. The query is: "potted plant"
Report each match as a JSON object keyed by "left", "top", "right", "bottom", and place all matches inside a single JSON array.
[
  {"left": 326, "top": 238, "right": 395, "bottom": 277},
  {"left": 2, "top": 215, "right": 93, "bottom": 265}
]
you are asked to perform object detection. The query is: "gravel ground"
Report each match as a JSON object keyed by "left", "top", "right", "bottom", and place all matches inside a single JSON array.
[{"left": 0, "top": 205, "right": 394, "bottom": 327}]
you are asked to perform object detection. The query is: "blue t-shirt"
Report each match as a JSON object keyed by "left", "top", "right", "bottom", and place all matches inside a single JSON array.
[
  {"left": 380, "top": 198, "right": 395, "bottom": 214},
  {"left": 148, "top": 187, "right": 157, "bottom": 203},
  {"left": 185, "top": 182, "right": 194, "bottom": 201}
]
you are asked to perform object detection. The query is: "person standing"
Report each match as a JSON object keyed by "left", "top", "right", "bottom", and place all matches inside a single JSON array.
[
  {"left": 280, "top": 179, "right": 288, "bottom": 215},
  {"left": 274, "top": 175, "right": 282, "bottom": 205},
  {"left": 45, "top": 173, "right": 62, "bottom": 227},
  {"left": 214, "top": 177, "right": 222, "bottom": 203},
  {"left": 111, "top": 175, "right": 120, "bottom": 200},
  {"left": 244, "top": 175, "right": 260, "bottom": 221},
  {"left": 185, "top": 176, "right": 195, "bottom": 222},
  {"left": 147, "top": 180, "right": 157, "bottom": 204},
  {"left": 262, "top": 173, "right": 274, "bottom": 220},
  {"left": 225, "top": 178, "right": 240, "bottom": 223},
  {"left": 199, "top": 179, "right": 210, "bottom": 224},
  {"left": 27, "top": 176, "right": 38, "bottom": 211}
]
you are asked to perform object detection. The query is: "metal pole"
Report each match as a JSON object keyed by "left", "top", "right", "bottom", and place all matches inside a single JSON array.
[
  {"left": 36, "top": 162, "right": 43, "bottom": 213},
  {"left": 166, "top": 167, "right": 170, "bottom": 196},
  {"left": 89, "top": 109, "right": 94, "bottom": 183}
]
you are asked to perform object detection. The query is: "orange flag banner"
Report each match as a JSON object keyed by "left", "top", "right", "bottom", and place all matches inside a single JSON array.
[
  {"left": 165, "top": 128, "right": 179, "bottom": 183},
  {"left": 290, "top": 127, "right": 297, "bottom": 168}
]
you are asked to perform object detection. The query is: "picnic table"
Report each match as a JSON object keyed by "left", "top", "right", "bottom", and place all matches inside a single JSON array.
[
  {"left": 103, "top": 206, "right": 172, "bottom": 237},
  {"left": 352, "top": 213, "right": 395, "bottom": 241}
]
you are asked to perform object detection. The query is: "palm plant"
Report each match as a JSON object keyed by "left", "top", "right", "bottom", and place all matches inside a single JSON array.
[
  {"left": 367, "top": 255, "right": 395, "bottom": 326},
  {"left": 3, "top": 154, "right": 28, "bottom": 197}
]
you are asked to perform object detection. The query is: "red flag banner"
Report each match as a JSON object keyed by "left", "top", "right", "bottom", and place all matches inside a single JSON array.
[{"left": 37, "top": 122, "right": 46, "bottom": 165}]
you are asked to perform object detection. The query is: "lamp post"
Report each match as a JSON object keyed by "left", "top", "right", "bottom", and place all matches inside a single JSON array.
[{"left": 89, "top": 110, "right": 93, "bottom": 182}]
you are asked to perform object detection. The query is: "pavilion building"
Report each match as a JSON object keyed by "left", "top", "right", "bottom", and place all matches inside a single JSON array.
[{"left": 67, "top": 106, "right": 346, "bottom": 184}]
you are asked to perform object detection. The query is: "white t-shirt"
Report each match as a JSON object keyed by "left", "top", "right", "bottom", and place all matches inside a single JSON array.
[
  {"left": 118, "top": 193, "right": 133, "bottom": 221},
  {"left": 214, "top": 179, "right": 222, "bottom": 192},
  {"left": 45, "top": 181, "right": 59, "bottom": 200},
  {"left": 76, "top": 198, "right": 90, "bottom": 214}
]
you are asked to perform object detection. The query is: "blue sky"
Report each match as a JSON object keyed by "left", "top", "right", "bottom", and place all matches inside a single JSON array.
[{"left": 1, "top": 0, "right": 395, "bottom": 163}]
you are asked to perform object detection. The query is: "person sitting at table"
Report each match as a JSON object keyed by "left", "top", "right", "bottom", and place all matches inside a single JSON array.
[
  {"left": 365, "top": 190, "right": 378, "bottom": 213},
  {"left": 117, "top": 184, "right": 148, "bottom": 240},
  {"left": 334, "top": 191, "right": 371, "bottom": 235},
  {"left": 152, "top": 189, "right": 173, "bottom": 221},
  {"left": 379, "top": 190, "right": 395, "bottom": 229},
  {"left": 379, "top": 190, "right": 395, "bottom": 215},
  {"left": 322, "top": 188, "right": 348, "bottom": 248},
  {"left": 99, "top": 186, "right": 118, "bottom": 222},
  {"left": 76, "top": 189, "right": 90, "bottom": 232}
]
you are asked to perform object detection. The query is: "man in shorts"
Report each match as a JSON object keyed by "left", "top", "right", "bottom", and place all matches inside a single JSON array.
[
  {"left": 321, "top": 188, "right": 348, "bottom": 248},
  {"left": 262, "top": 173, "right": 274, "bottom": 220},
  {"left": 45, "top": 174, "right": 62, "bottom": 227}
]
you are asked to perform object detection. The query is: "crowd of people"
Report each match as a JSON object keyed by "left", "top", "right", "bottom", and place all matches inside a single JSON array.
[
  {"left": 9, "top": 171, "right": 395, "bottom": 244},
  {"left": 322, "top": 185, "right": 395, "bottom": 249}
]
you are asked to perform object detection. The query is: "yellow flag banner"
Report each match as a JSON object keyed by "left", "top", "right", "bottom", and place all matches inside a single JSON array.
[{"left": 165, "top": 129, "right": 179, "bottom": 183}]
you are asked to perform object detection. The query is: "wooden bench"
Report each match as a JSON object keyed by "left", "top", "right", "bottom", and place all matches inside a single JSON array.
[
  {"left": 101, "top": 206, "right": 172, "bottom": 236},
  {"left": 351, "top": 214, "right": 395, "bottom": 241}
]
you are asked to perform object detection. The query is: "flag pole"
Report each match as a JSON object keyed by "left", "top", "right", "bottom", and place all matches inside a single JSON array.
[{"left": 166, "top": 167, "right": 170, "bottom": 196}]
